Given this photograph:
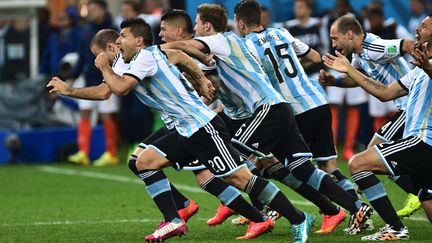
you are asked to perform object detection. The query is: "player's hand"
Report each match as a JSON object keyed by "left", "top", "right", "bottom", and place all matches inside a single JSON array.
[
  {"left": 199, "top": 78, "right": 215, "bottom": 101},
  {"left": 318, "top": 69, "right": 336, "bottom": 86},
  {"left": 201, "top": 53, "right": 215, "bottom": 67},
  {"left": 46, "top": 76, "right": 72, "bottom": 96},
  {"left": 411, "top": 42, "right": 431, "bottom": 71},
  {"left": 322, "top": 50, "right": 351, "bottom": 73},
  {"left": 95, "top": 52, "right": 109, "bottom": 69}
]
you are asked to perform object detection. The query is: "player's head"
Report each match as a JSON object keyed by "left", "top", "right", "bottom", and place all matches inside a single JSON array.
[
  {"left": 118, "top": 18, "right": 153, "bottom": 62},
  {"left": 234, "top": 0, "right": 261, "bottom": 37},
  {"left": 195, "top": 4, "right": 227, "bottom": 36},
  {"left": 330, "top": 14, "right": 363, "bottom": 56},
  {"left": 159, "top": 9, "right": 193, "bottom": 43},
  {"left": 415, "top": 13, "right": 432, "bottom": 50},
  {"left": 91, "top": 29, "right": 120, "bottom": 64},
  {"left": 295, "top": 0, "right": 313, "bottom": 20}
]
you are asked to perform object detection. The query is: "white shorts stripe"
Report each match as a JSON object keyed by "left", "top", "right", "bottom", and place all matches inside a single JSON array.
[
  {"left": 383, "top": 111, "right": 406, "bottom": 140},
  {"left": 238, "top": 104, "right": 271, "bottom": 143},
  {"left": 204, "top": 124, "right": 238, "bottom": 170}
]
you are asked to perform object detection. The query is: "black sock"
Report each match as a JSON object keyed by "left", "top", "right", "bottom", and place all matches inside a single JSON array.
[
  {"left": 267, "top": 163, "right": 339, "bottom": 215},
  {"left": 329, "top": 168, "right": 358, "bottom": 199},
  {"left": 288, "top": 158, "right": 361, "bottom": 214},
  {"left": 296, "top": 184, "right": 339, "bottom": 215},
  {"left": 390, "top": 175, "right": 417, "bottom": 194},
  {"left": 128, "top": 155, "right": 180, "bottom": 222},
  {"left": 249, "top": 195, "right": 265, "bottom": 211},
  {"left": 353, "top": 171, "right": 404, "bottom": 230},
  {"left": 245, "top": 175, "right": 305, "bottom": 225},
  {"left": 170, "top": 183, "right": 189, "bottom": 210},
  {"left": 201, "top": 176, "right": 264, "bottom": 222}
]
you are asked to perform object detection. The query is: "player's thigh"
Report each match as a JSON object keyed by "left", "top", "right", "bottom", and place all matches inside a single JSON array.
[
  {"left": 295, "top": 104, "right": 337, "bottom": 162},
  {"left": 348, "top": 147, "right": 387, "bottom": 174},
  {"left": 368, "top": 136, "right": 432, "bottom": 176},
  {"left": 185, "top": 116, "right": 246, "bottom": 178},
  {"left": 140, "top": 130, "right": 192, "bottom": 170},
  {"left": 372, "top": 110, "right": 406, "bottom": 144}
]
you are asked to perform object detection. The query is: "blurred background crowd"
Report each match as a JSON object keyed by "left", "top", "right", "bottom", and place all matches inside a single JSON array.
[{"left": 0, "top": 0, "right": 428, "bottom": 164}]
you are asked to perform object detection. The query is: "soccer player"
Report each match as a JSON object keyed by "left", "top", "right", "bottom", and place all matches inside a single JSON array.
[
  {"left": 321, "top": 14, "right": 432, "bottom": 240},
  {"left": 48, "top": 27, "right": 282, "bottom": 241},
  {"left": 163, "top": 2, "right": 373, "bottom": 237},
  {"left": 318, "top": 14, "right": 421, "bottom": 218},
  {"left": 96, "top": 18, "right": 314, "bottom": 242},
  {"left": 234, "top": 0, "right": 354, "bottom": 233},
  {"left": 158, "top": 9, "right": 267, "bottom": 226}
]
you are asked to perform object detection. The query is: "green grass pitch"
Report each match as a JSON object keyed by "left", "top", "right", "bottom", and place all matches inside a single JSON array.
[{"left": 0, "top": 157, "right": 430, "bottom": 242}]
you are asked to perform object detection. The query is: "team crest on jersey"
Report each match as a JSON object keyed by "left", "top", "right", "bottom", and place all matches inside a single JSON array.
[{"left": 386, "top": 46, "right": 397, "bottom": 54}]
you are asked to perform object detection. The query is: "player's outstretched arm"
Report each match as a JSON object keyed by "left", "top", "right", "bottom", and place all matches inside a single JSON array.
[
  {"left": 300, "top": 48, "right": 321, "bottom": 69},
  {"left": 95, "top": 53, "right": 137, "bottom": 96},
  {"left": 323, "top": 51, "right": 407, "bottom": 101},
  {"left": 164, "top": 48, "right": 215, "bottom": 100},
  {"left": 161, "top": 40, "right": 213, "bottom": 66},
  {"left": 318, "top": 69, "right": 363, "bottom": 88},
  {"left": 47, "top": 76, "right": 112, "bottom": 100}
]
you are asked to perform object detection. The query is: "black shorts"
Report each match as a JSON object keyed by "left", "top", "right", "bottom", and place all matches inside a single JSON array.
[
  {"left": 232, "top": 103, "right": 312, "bottom": 164},
  {"left": 375, "top": 110, "right": 406, "bottom": 141},
  {"left": 295, "top": 104, "right": 337, "bottom": 161},
  {"left": 139, "top": 126, "right": 206, "bottom": 171},
  {"left": 218, "top": 111, "right": 248, "bottom": 137},
  {"left": 151, "top": 115, "right": 245, "bottom": 177},
  {"left": 374, "top": 136, "right": 432, "bottom": 189}
]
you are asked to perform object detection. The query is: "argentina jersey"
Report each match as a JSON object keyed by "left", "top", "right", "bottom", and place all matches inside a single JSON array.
[
  {"left": 399, "top": 62, "right": 432, "bottom": 146},
  {"left": 352, "top": 32, "right": 410, "bottom": 110},
  {"left": 245, "top": 28, "right": 328, "bottom": 116},
  {"left": 194, "top": 32, "right": 285, "bottom": 118},
  {"left": 113, "top": 53, "right": 175, "bottom": 130},
  {"left": 123, "top": 46, "right": 216, "bottom": 137}
]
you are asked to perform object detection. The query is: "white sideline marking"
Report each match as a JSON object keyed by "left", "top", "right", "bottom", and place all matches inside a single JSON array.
[
  {"left": 38, "top": 166, "right": 203, "bottom": 193},
  {"left": 38, "top": 166, "right": 315, "bottom": 207},
  {"left": 0, "top": 218, "right": 156, "bottom": 227}
]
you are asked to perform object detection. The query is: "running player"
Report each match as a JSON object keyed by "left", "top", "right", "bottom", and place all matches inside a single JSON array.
[
  {"left": 318, "top": 14, "right": 421, "bottom": 218},
  {"left": 48, "top": 26, "right": 285, "bottom": 241},
  {"left": 322, "top": 14, "right": 432, "bottom": 240},
  {"left": 234, "top": 0, "right": 350, "bottom": 234},
  {"left": 96, "top": 18, "right": 314, "bottom": 242}
]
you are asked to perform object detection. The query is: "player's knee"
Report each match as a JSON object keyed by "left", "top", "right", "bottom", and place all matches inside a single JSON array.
[
  {"left": 194, "top": 169, "right": 214, "bottom": 185},
  {"left": 348, "top": 154, "right": 367, "bottom": 174},
  {"left": 225, "top": 169, "right": 251, "bottom": 190}
]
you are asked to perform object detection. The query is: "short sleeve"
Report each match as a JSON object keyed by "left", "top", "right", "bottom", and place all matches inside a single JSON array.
[
  {"left": 363, "top": 38, "right": 403, "bottom": 62},
  {"left": 123, "top": 49, "right": 157, "bottom": 81},
  {"left": 398, "top": 68, "right": 416, "bottom": 92},
  {"left": 279, "top": 28, "right": 310, "bottom": 56},
  {"left": 194, "top": 34, "right": 230, "bottom": 57}
]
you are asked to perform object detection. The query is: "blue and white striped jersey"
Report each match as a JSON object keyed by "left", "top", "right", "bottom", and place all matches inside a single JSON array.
[
  {"left": 112, "top": 53, "right": 175, "bottom": 130},
  {"left": 123, "top": 46, "right": 216, "bottom": 137},
  {"left": 399, "top": 61, "right": 432, "bottom": 146},
  {"left": 352, "top": 32, "right": 410, "bottom": 110},
  {"left": 245, "top": 28, "right": 328, "bottom": 116},
  {"left": 195, "top": 32, "right": 285, "bottom": 120}
]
